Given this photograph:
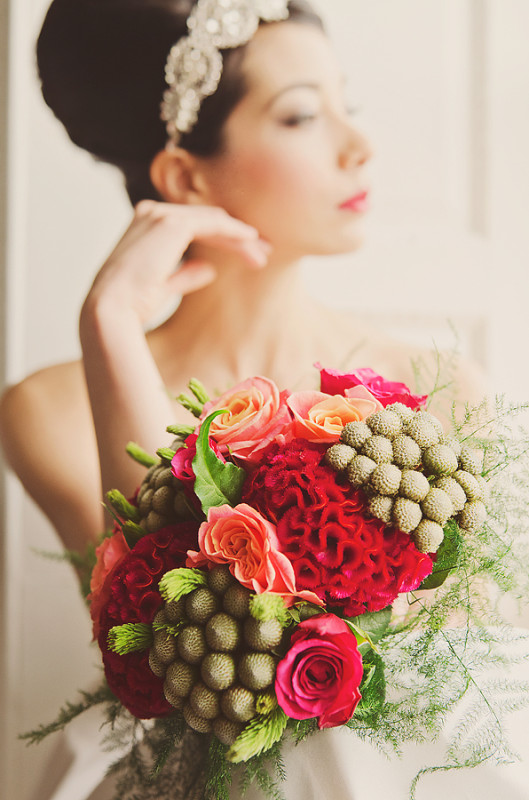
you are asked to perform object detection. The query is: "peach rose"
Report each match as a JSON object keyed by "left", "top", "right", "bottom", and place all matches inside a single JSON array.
[
  {"left": 198, "top": 376, "right": 291, "bottom": 462},
  {"left": 187, "top": 504, "right": 321, "bottom": 605},
  {"left": 286, "top": 387, "right": 382, "bottom": 443}
]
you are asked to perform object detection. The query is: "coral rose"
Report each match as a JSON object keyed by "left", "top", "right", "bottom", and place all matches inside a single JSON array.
[
  {"left": 286, "top": 388, "right": 381, "bottom": 443},
  {"left": 275, "top": 614, "right": 363, "bottom": 728},
  {"left": 198, "top": 376, "right": 291, "bottom": 462},
  {"left": 187, "top": 504, "right": 320, "bottom": 605},
  {"left": 89, "top": 530, "right": 130, "bottom": 640},
  {"left": 318, "top": 365, "right": 427, "bottom": 410}
]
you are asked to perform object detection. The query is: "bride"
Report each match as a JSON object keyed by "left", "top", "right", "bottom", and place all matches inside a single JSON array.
[{"left": 1, "top": 0, "right": 527, "bottom": 798}]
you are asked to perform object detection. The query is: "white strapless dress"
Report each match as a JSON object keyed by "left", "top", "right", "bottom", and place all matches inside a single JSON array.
[{"left": 35, "top": 658, "right": 529, "bottom": 800}]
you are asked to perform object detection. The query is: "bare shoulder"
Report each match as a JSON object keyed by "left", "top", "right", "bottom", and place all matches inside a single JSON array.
[
  {"left": 0, "top": 360, "right": 103, "bottom": 549},
  {"left": 1, "top": 360, "right": 91, "bottom": 441}
]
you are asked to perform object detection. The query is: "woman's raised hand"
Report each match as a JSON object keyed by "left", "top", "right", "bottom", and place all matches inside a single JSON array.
[
  {"left": 84, "top": 200, "right": 270, "bottom": 325},
  {"left": 78, "top": 201, "right": 268, "bottom": 500}
]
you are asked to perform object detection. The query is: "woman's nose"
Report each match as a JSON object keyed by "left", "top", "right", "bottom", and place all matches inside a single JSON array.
[{"left": 338, "top": 122, "right": 373, "bottom": 170}]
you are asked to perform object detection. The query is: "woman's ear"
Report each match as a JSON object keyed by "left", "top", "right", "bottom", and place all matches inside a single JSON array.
[{"left": 149, "top": 148, "right": 211, "bottom": 204}]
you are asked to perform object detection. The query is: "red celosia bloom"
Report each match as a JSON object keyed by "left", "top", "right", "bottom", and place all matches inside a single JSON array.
[
  {"left": 98, "top": 523, "right": 199, "bottom": 718},
  {"left": 243, "top": 440, "right": 433, "bottom": 616}
]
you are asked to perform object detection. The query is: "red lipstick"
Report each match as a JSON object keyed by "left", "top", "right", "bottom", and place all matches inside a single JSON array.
[{"left": 339, "top": 191, "right": 369, "bottom": 213}]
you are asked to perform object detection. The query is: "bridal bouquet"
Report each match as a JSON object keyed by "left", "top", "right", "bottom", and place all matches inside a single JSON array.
[{"left": 27, "top": 365, "right": 529, "bottom": 799}]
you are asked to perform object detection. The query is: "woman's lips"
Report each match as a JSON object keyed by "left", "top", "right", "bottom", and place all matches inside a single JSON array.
[{"left": 339, "top": 191, "right": 369, "bottom": 212}]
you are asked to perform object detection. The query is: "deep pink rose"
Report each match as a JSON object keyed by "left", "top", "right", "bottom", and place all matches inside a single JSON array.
[
  {"left": 317, "top": 365, "right": 427, "bottom": 410},
  {"left": 171, "top": 434, "right": 224, "bottom": 487},
  {"left": 198, "top": 376, "right": 292, "bottom": 462},
  {"left": 275, "top": 614, "right": 363, "bottom": 728}
]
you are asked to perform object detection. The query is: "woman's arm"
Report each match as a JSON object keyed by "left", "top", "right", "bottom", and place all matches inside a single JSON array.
[{"left": 0, "top": 201, "right": 268, "bottom": 551}]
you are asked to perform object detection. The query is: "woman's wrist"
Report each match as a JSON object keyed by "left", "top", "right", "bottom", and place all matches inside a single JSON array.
[{"left": 79, "top": 283, "right": 143, "bottom": 346}]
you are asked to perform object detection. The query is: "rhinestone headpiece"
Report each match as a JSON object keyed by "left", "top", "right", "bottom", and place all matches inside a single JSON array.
[{"left": 160, "top": 0, "right": 290, "bottom": 145}]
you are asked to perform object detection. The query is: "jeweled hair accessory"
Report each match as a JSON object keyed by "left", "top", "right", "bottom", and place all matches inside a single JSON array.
[{"left": 160, "top": 0, "right": 290, "bottom": 144}]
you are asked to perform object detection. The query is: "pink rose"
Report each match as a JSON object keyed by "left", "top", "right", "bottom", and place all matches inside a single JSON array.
[
  {"left": 198, "top": 377, "right": 292, "bottom": 462},
  {"left": 88, "top": 530, "right": 130, "bottom": 639},
  {"left": 275, "top": 614, "right": 363, "bottom": 728},
  {"left": 318, "top": 365, "right": 427, "bottom": 410},
  {"left": 286, "top": 388, "right": 382, "bottom": 443},
  {"left": 187, "top": 504, "right": 321, "bottom": 605}
]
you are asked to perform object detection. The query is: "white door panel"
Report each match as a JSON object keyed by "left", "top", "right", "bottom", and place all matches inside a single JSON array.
[{"left": 1, "top": 2, "right": 528, "bottom": 798}]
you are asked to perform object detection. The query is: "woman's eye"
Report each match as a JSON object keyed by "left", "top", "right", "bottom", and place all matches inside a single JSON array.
[{"left": 280, "top": 112, "right": 318, "bottom": 127}]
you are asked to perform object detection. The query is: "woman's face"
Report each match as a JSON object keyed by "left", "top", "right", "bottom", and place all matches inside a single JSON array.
[{"left": 196, "top": 22, "right": 373, "bottom": 261}]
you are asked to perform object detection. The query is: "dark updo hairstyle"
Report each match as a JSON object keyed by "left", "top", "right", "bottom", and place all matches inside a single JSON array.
[{"left": 37, "top": 0, "right": 323, "bottom": 205}]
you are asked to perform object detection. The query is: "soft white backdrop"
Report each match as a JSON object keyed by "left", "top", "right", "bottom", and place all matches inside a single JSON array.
[{"left": 1, "top": 1, "right": 528, "bottom": 798}]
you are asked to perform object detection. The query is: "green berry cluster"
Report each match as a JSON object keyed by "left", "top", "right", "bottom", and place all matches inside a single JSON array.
[
  {"left": 325, "top": 404, "right": 488, "bottom": 553},
  {"left": 136, "top": 448, "right": 194, "bottom": 533},
  {"left": 148, "top": 565, "right": 283, "bottom": 744}
]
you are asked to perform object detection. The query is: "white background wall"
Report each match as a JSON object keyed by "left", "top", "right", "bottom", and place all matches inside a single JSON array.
[{"left": 1, "top": 1, "right": 528, "bottom": 798}]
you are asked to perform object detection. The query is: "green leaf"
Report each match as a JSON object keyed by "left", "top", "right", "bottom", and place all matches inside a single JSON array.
[
  {"left": 158, "top": 567, "right": 208, "bottom": 602},
  {"left": 192, "top": 410, "right": 246, "bottom": 515},
  {"left": 346, "top": 607, "right": 392, "bottom": 645},
  {"left": 420, "top": 519, "right": 463, "bottom": 590},
  {"left": 227, "top": 707, "right": 288, "bottom": 763},
  {"left": 107, "top": 623, "right": 153, "bottom": 655}
]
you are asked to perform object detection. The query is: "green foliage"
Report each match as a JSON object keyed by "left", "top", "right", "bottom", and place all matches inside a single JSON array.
[
  {"left": 176, "top": 392, "right": 204, "bottom": 417},
  {"left": 420, "top": 519, "right": 463, "bottom": 590},
  {"left": 227, "top": 708, "right": 288, "bottom": 763},
  {"left": 108, "top": 623, "right": 153, "bottom": 655},
  {"left": 106, "top": 716, "right": 209, "bottom": 800},
  {"left": 20, "top": 683, "right": 114, "bottom": 745},
  {"left": 166, "top": 423, "right": 195, "bottom": 437},
  {"left": 105, "top": 489, "right": 141, "bottom": 523},
  {"left": 192, "top": 410, "right": 246, "bottom": 515},
  {"left": 250, "top": 594, "right": 290, "bottom": 626},
  {"left": 33, "top": 540, "right": 98, "bottom": 601},
  {"left": 159, "top": 567, "right": 207, "bottom": 602},
  {"left": 125, "top": 441, "right": 157, "bottom": 467},
  {"left": 353, "top": 650, "right": 386, "bottom": 723},
  {"left": 204, "top": 738, "right": 232, "bottom": 800},
  {"left": 156, "top": 447, "right": 176, "bottom": 463},
  {"left": 237, "top": 740, "right": 287, "bottom": 800},
  {"left": 346, "top": 607, "right": 392, "bottom": 648},
  {"left": 188, "top": 377, "right": 210, "bottom": 405},
  {"left": 121, "top": 520, "right": 147, "bottom": 549}
]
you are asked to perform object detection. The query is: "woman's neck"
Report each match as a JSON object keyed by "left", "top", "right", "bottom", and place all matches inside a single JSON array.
[{"left": 156, "top": 252, "right": 326, "bottom": 390}]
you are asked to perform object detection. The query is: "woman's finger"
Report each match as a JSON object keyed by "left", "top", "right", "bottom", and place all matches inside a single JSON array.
[{"left": 167, "top": 260, "right": 217, "bottom": 295}]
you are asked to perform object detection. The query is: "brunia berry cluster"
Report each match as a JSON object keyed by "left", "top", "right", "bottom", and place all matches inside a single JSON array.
[
  {"left": 325, "top": 403, "right": 489, "bottom": 553},
  {"left": 147, "top": 564, "right": 283, "bottom": 745}
]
